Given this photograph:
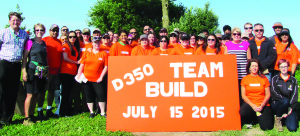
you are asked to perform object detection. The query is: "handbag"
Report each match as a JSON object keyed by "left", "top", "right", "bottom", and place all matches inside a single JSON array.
[{"left": 31, "top": 61, "right": 49, "bottom": 78}]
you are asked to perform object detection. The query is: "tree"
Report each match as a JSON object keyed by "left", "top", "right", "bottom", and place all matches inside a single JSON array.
[
  {"left": 88, "top": 0, "right": 185, "bottom": 35},
  {"left": 169, "top": 2, "right": 220, "bottom": 35}
]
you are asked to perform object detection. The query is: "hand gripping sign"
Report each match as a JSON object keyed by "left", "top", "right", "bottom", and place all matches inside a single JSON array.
[{"left": 107, "top": 55, "right": 241, "bottom": 132}]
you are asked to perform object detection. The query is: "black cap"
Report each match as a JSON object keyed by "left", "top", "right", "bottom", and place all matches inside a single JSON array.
[
  {"left": 280, "top": 28, "right": 290, "bottom": 35},
  {"left": 160, "top": 28, "right": 167, "bottom": 32},
  {"left": 102, "top": 33, "right": 109, "bottom": 37},
  {"left": 180, "top": 33, "right": 190, "bottom": 40},
  {"left": 221, "top": 33, "right": 231, "bottom": 40}
]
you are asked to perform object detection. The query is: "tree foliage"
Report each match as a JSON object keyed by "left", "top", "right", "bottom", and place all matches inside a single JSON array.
[
  {"left": 170, "top": 2, "right": 219, "bottom": 35},
  {"left": 88, "top": 0, "right": 185, "bottom": 35}
]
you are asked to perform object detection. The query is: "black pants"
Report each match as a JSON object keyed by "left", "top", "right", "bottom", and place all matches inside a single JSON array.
[
  {"left": 59, "top": 73, "right": 75, "bottom": 116},
  {"left": 0, "top": 60, "right": 21, "bottom": 123},
  {"left": 83, "top": 81, "right": 106, "bottom": 103},
  {"left": 240, "top": 102, "right": 274, "bottom": 130}
]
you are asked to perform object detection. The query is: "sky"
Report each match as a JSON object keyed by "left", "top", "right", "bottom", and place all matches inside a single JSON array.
[{"left": 1, "top": 0, "right": 299, "bottom": 48}]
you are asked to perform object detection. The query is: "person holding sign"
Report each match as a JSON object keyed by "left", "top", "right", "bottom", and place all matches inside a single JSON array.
[
  {"left": 150, "top": 36, "right": 172, "bottom": 55},
  {"left": 169, "top": 33, "right": 194, "bottom": 55},
  {"left": 240, "top": 59, "right": 273, "bottom": 130},
  {"left": 271, "top": 59, "right": 298, "bottom": 132},
  {"left": 195, "top": 34, "right": 227, "bottom": 55},
  {"left": 77, "top": 36, "right": 108, "bottom": 118},
  {"left": 131, "top": 34, "right": 154, "bottom": 56},
  {"left": 109, "top": 30, "right": 132, "bottom": 56}
]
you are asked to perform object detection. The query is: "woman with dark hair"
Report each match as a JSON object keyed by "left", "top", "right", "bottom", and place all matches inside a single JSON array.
[
  {"left": 195, "top": 34, "right": 227, "bottom": 55},
  {"left": 273, "top": 28, "right": 298, "bottom": 76},
  {"left": 59, "top": 31, "right": 80, "bottom": 117},
  {"left": 240, "top": 59, "right": 274, "bottom": 130},
  {"left": 151, "top": 36, "right": 172, "bottom": 55},
  {"left": 109, "top": 30, "right": 132, "bottom": 56},
  {"left": 148, "top": 32, "right": 158, "bottom": 48},
  {"left": 131, "top": 34, "right": 154, "bottom": 56},
  {"left": 189, "top": 33, "right": 197, "bottom": 50},
  {"left": 196, "top": 33, "right": 206, "bottom": 48},
  {"left": 271, "top": 59, "right": 298, "bottom": 132}
]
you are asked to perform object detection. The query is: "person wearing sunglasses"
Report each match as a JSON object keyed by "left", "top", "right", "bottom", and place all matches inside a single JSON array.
[
  {"left": 189, "top": 33, "right": 197, "bottom": 50},
  {"left": 170, "top": 33, "right": 194, "bottom": 55},
  {"left": 143, "top": 25, "right": 150, "bottom": 34},
  {"left": 131, "top": 34, "right": 154, "bottom": 56},
  {"left": 100, "top": 33, "right": 111, "bottom": 53},
  {"left": 244, "top": 22, "right": 254, "bottom": 40},
  {"left": 271, "top": 59, "right": 298, "bottom": 132},
  {"left": 81, "top": 28, "right": 92, "bottom": 51},
  {"left": 220, "top": 33, "right": 231, "bottom": 47},
  {"left": 22, "top": 23, "right": 48, "bottom": 125},
  {"left": 151, "top": 36, "right": 172, "bottom": 55},
  {"left": 127, "top": 34, "right": 134, "bottom": 47},
  {"left": 75, "top": 29, "right": 83, "bottom": 42},
  {"left": 92, "top": 28, "right": 101, "bottom": 38},
  {"left": 109, "top": 30, "right": 132, "bottom": 56},
  {"left": 58, "top": 31, "right": 80, "bottom": 117},
  {"left": 168, "top": 31, "right": 179, "bottom": 48},
  {"left": 37, "top": 24, "right": 62, "bottom": 120},
  {"left": 129, "top": 28, "right": 139, "bottom": 47},
  {"left": 269, "top": 22, "right": 283, "bottom": 45},
  {"left": 196, "top": 33, "right": 206, "bottom": 49},
  {"left": 61, "top": 26, "right": 69, "bottom": 35},
  {"left": 159, "top": 28, "right": 168, "bottom": 37},
  {"left": 272, "top": 28, "right": 299, "bottom": 76},
  {"left": 249, "top": 23, "right": 277, "bottom": 82},
  {"left": 76, "top": 36, "right": 108, "bottom": 118},
  {"left": 241, "top": 32, "right": 250, "bottom": 42},
  {"left": 195, "top": 34, "right": 226, "bottom": 55}
]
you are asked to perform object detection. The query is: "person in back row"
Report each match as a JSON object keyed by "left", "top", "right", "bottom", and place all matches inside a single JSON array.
[
  {"left": 129, "top": 28, "right": 138, "bottom": 47},
  {"left": 169, "top": 32, "right": 179, "bottom": 48},
  {"left": 131, "top": 34, "right": 153, "bottom": 56},
  {"left": 269, "top": 22, "right": 283, "bottom": 45},
  {"left": 170, "top": 33, "right": 194, "bottom": 55},
  {"left": 81, "top": 28, "right": 92, "bottom": 51},
  {"left": 109, "top": 30, "right": 132, "bottom": 56},
  {"left": 244, "top": 22, "right": 254, "bottom": 40},
  {"left": 248, "top": 23, "right": 277, "bottom": 82}
]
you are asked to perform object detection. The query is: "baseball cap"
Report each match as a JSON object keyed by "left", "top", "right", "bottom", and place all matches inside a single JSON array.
[
  {"left": 222, "top": 33, "right": 231, "bottom": 40},
  {"left": 174, "top": 28, "right": 180, "bottom": 32},
  {"left": 198, "top": 33, "right": 206, "bottom": 39},
  {"left": 140, "top": 34, "right": 148, "bottom": 40},
  {"left": 160, "top": 28, "right": 167, "bottom": 33},
  {"left": 241, "top": 32, "right": 249, "bottom": 39},
  {"left": 170, "top": 31, "right": 178, "bottom": 37},
  {"left": 180, "top": 33, "right": 189, "bottom": 40},
  {"left": 92, "top": 36, "right": 101, "bottom": 42},
  {"left": 272, "top": 22, "right": 283, "bottom": 28},
  {"left": 280, "top": 28, "right": 290, "bottom": 35},
  {"left": 102, "top": 33, "right": 109, "bottom": 37},
  {"left": 93, "top": 28, "right": 101, "bottom": 33},
  {"left": 50, "top": 24, "right": 59, "bottom": 30},
  {"left": 215, "top": 33, "right": 222, "bottom": 39},
  {"left": 82, "top": 28, "right": 90, "bottom": 34}
]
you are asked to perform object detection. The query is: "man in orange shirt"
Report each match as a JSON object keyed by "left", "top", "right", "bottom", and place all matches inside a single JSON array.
[
  {"left": 269, "top": 22, "right": 283, "bottom": 45},
  {"left": 38, "top": 24, "right": 62, "bottom": 119},
  {"left": 248, "top": 23, "right": 277, "bottom": 82},
  {"left": 129, "top": 28, "right": 139, "bottom": 47},
  {"left": 61, "top": 26, "right": 69, "bottom": 36},
  {"left": 143, "top": 25, "right": 150, "bottom": 34}
]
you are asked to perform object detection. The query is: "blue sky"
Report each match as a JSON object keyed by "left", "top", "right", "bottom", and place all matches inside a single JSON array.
[{"left": 1, "top": 0, "right": 299, "bottom": 48}]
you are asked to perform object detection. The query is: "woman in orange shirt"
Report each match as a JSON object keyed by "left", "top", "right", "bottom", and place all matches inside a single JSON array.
[
  {"left": 100, "top": 33, "right": 111, "bottom": 53},
  {"left": 151, "top": 36, "right": 172, "bottom": 55},
  {"left": 195, "top": 34, "right": 227, "bottom": 55},
  {"left": 77, "top": 36, "right": 108, "bottom": 118},
  {"left": 59, "top": 31, "right": 80, "bottom": 117},
  {"left": 189, "top": 33, "right": 197, "bottom": 50},
  {"left": 169, "top": 33, "right": 194, "bottom": 55},
  {"left": 240, "top": 59, "right": 273, "bottom": 130},
  {"left": 81, "top": 28, "right": 93, "bottom": 51},
  {"left": 273, "top": 28, "right": 298, "bottom": 76},
  {"left": 131, "top": 34, "right": 154, "bottom": 56},
  {"left": 109, "top": 30, "right": 132, "bottom": 56},
  {"left": 148, "top": 32, "right": 158, "bottom": 48}
]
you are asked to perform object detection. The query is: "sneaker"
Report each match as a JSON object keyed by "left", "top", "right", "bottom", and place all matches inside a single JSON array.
[
  {"left": 37, "top": 110, "right": 46, "bottom": 122},
  {"left": 90, "top": 113, "right": 95, "bottom": 118},
  {"left": 46, "top": 109, "right": 59, "bottom": 118},
  {"left": 23, "top": 118, "right": 34, "bottom": 126},
  {"left": 100, "top": 114, "right": 107, "bottom": 118},
  {"left": 245, "top": 124, "right": 252, "bottom": 129}
]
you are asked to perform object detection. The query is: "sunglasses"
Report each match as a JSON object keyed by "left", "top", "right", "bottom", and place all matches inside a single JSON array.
[
  {"left": 62, "top": 29, "right": 69, "bottom": 32},
  {"left": 35, "top": 29, "right": 44, "bottom": 32},
  {"left": 160, "top": 40, "right": 167, "bottom": 43},
  {"left": 233, "top": 33, "right": 241, "bottom": 36},
  {"left": 144, "top": 29, "right": 150, "bottom": 31},
  {"left": 69, "top": 36, "right": 76, "bottom": 38},
  {"left": 170, "top": 35, "right": 177, "bottom": 37},
  {"left": 207, "top": 39, "right": 215, "bottom": 41},
  {"left": 83, "top": 33, "right": 90, "bottom": 35},
  {"left": 51, "top": 30, "right": 59, "bottom": 32},
  {"left": 198, "top": 37, "right": 204, "bottom": 40},
  {"left": 281, "top": 34, "right": 289, "bottom": 36},
  {"left": 127, "top": 39, "right": 133, "bottom": 41},
  {"left": 103, "top": 37, "right": 110, "bottom": 39},
  {"left": 93, "top": 31, "right": 100, "bottom": 34},
  {"left": 244, "top": 27, "right": 253, "bottom": 30},
  {"left": 274, "top": 26, "right": 283, "bottom": 29},
  {"left": 254, "top": 29, "right": 264, "bottom": 32},
  {"left": 130, "top": 32, "right": 137, "bottom": 34}
]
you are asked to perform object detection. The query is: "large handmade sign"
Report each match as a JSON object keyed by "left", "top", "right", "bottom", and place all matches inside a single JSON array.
[{"left": 107, "top": 55, "right": 241, "bottom": 132}]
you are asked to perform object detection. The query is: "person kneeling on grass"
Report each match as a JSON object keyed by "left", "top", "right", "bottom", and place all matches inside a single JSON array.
[
  {"left": 239, "top": 59, "right": 274, "bottom": 130},
  {"left": 76, "top": 36, "right": 108, "bottom": 118},
  {"left": 271, "top": 59, "right": 298, "bottom": 132}
]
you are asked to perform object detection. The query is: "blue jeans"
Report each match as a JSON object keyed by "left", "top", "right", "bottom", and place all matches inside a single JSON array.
[
  {"left": 264, "top": 72, "right": 271, "bottom": 84},
  {"left": 271, "top": 98, "right": 298, "bottom": 132}
]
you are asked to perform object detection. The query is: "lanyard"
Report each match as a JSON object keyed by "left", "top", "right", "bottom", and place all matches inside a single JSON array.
[{"left": 9, "top": 28, "right": 20, "bottom": 47}]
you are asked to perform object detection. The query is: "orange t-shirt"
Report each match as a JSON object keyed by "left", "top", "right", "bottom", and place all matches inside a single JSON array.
[
  {"left": 274, "top": 36, "right": 280, "bottom": 44},
  {"left": 100, "top": 44, "right": 111, "bottom": 54},
  {"left": 168, "top": 43, "right": 180, "bottom": 48},
  {"left": 241, "top": 74, "right": 270, "bottom": 106},
  {"left": 298, "top": 50, "right": 300, "bottom": 64},
  {"left": 109, "top": 42, "right": 132, "bottom": 56},
  {"left": 81, "top": 42, "right": 93, "bottom": 52},
  {"left": 169, "top": 45, "right": 194, "bottom": 55},
  {"left": 43, "top": 36, "right": 62, "bottom": 75},
  {"left": 60, "top": 44, "right": 79, "bottom": 75},
  {"left": 150, "top": 47, "right": 172, "bottom": 55},
  {"left": 274, "top": 42, "right": 299, "bottom": 71},
  {"left": 195, "top": 46, "right": 225, "bottom": 55},
  {"left": 255, "top": 37, "right": 265, "bottom": 55},
  {"left": 249, "top": 37, "right": 254, "bottom": 40},
  {"left": 130, "top": 39, "right": 139, "bottom": 48},
  {"left": 131, "top": 45, "right": 154, "bottom": 56},
  {"left": 79, "top": 51, "right": 108, "bottom": 82}
]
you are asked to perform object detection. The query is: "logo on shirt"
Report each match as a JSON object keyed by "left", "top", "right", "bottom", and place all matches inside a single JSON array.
[
  {"left": 273, "top": 47, "right": 276, "bottom": 49},
  {"left": 184, "top": 52, "right": 192, "bottom": 55},
  {"left": 62, "top": 48, "right": 66, "bottom": 51},
  {"left": 206, "top": 53, "right": 216, "bottom": 55},
  {"left": 257, "top": 46, "right": 260, "bottom": 49},
  {"left": 160, "top": 54, "right": 168, "bottom": 56},
  {"left": 121, "top": 51, "right": 129, "bottom": 54},
  {"left": 250, "top": 83, "right": 260, "bottom": 87},
  {"left": 239, "top": 46, "right": 243, "bottom": 48},
  {"left": 99, "top": 58, "right": 103, "bottom": 61},
  {"left": 288, "top": 85, "right": 293, "bottom": 91}
]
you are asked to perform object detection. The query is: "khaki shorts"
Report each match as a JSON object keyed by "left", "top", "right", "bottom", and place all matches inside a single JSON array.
[{"left": 45, "top": 74, "right": 61, "bottom": 91}]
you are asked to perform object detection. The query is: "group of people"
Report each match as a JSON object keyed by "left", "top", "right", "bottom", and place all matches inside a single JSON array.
[{"left": 0, "top": 12, "right": 299, "bottom": 132}]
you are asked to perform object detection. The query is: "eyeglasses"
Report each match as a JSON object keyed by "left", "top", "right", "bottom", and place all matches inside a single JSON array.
[
  {"left": 83, "top": 33, "right": 90, "bottom": 35},
  {"left": 69, "top": 36, "right": 76, "bottom": 39},
  {"left": 244, "top": 27, "right": 253, "bottom": 30},
  {"left": 102, "top": 37, "right": 110, "bottom": 39},
  {"left": 207, "top": 39, "right": 215, "bottom": 41},
  {"left": 51, "top": 30, "right": 59, "bottom": 32},
  {"left": 279, "top": 66, "right": 288, "bottom": 69},
  {"left": 254, "top": 29, "right": 264, "bottom": 32},
  {"left": 160, "top": 40, "right": 167, "bottom": 43},
  {"left": 75, "top": 31, "right": 81, "bottom": 34},
  {"left": 144, "top": 29, "right": 150, "bottom": 31},
  {"left": 127, "top": 39, "right": 133, "bottom": 41},
  {"left": 233, "top": 33, "right": 241, "bottom": 36},
  {"left": 130, "top": 32, "right": 137, "bottom": 34},
  {"left": 35, "top": 29, "right": 44, "bottom": 32},
  {"left": 62, "top": 29, "right": 69, "bottom": 32}
]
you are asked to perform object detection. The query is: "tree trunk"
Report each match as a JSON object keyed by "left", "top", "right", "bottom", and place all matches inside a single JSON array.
[{"left": 162, "top": 0, "right": 169, "bottom": 32}]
